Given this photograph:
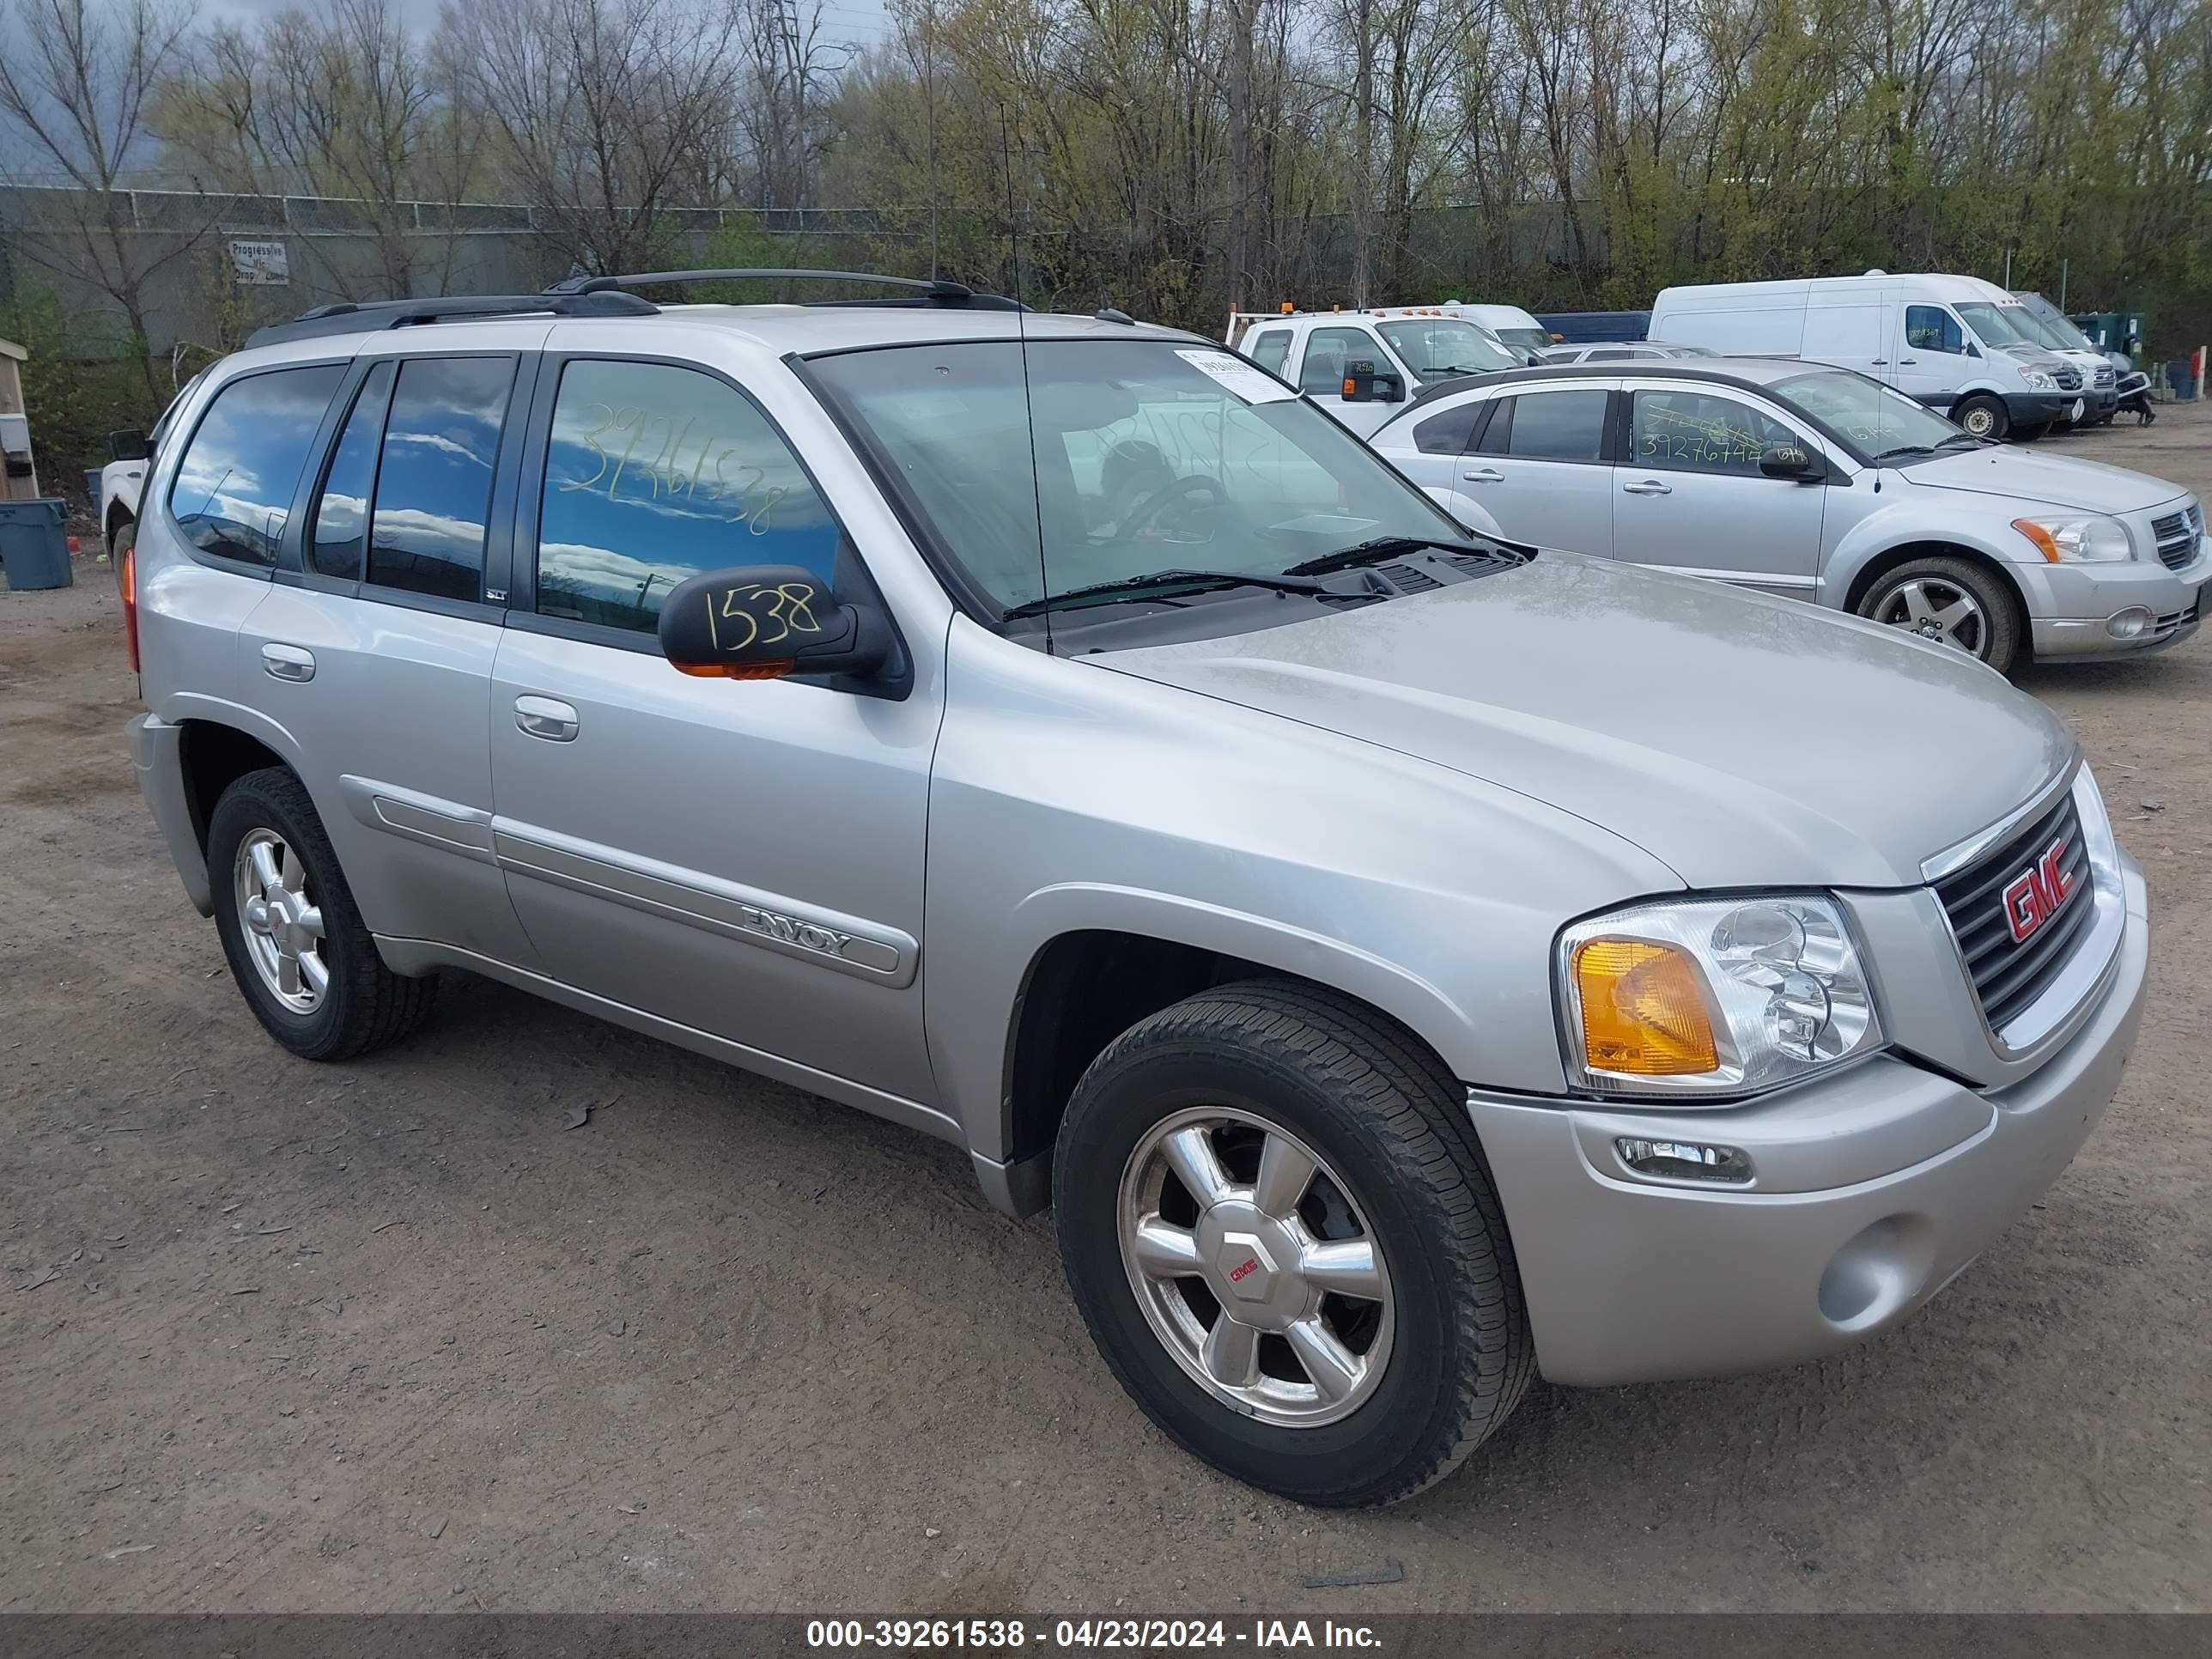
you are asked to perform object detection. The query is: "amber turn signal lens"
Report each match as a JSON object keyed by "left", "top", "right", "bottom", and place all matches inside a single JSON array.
[
  {"left": 1573, "top": 939, "right": 1719, "bottom": 1075},
  {"left": 2011, "top": 518, "right": 2063, "bottom": 563},
  {"left": 672, "top": 659, "right": 793, "bottom": 679}
]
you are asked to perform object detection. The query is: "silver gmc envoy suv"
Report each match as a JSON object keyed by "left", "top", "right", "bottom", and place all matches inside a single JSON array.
[{"left": 125, "top": 274, "right": 2149, "bottom": 1507}]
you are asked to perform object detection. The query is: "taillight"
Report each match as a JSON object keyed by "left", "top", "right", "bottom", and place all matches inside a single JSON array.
[{"left": 122, "top": 542, "right": 140, "bottom": 673}]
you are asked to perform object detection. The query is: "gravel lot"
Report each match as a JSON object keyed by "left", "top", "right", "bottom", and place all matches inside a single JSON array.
[{"left": 3, "top": 409, "right": 2207, "bottom": 1615}]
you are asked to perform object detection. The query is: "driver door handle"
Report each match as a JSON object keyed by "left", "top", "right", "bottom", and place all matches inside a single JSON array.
[
  {"left": 514, "top": 696, "right": 580, "bottom": 742},
  {"left": 260, "top": 643, "right": 315, "bottom": 682},
  {"left": 1622, "top": 478, "right": 1673, "bottom": 495},
  {"left": 1899, "top": 358, "right": 1917, "bottom": 365},
  {"left": 1460, "top": 467, "right": 1505, "bottom": 483}
]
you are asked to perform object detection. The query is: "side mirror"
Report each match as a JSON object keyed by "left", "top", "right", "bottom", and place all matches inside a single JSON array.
[
  {"left": 1759, "top": 441, "right": 1823, "bottom": 483},
  {"left": 108, "top": 429, "right": 149, "bottom": 463},
  {"left": 1340, "top": 360, "right": 1405, "bottom": 404},
  {"left": 1963, "top": 342, "right": 1981, "bottom": 359},
  {"left": 657, "top": 564, "right": 891, "bottom": 682}
]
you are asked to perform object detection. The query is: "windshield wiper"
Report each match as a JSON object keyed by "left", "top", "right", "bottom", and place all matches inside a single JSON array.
[
  {"left": 1283, "top": 535, "right": 1493, "bottom": 577},
  {"left": 1869, "top": 443, "right": 1941, "bottom": 461},
  {"left": 999, "top": 567, "right": 1343, "bottom": 620}
]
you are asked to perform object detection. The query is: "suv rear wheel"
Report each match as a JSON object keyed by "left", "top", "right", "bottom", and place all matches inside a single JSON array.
[
  {"left": 207, "top": 768, "right": 436, "bottom": 1060},
  {"left": 1858, "top": 555, "right": 2021, "bottom": 674},
  {"left": 1053, "top": 980, "right": 1531, "bottom": 1507}
]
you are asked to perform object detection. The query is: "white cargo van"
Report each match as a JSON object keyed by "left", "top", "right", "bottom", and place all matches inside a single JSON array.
[{"left": 1650, "top": 273, "right": 2085, "bottom": 441}]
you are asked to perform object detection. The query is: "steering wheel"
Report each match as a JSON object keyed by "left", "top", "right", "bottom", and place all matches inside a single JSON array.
[{"left": 1121, "top": 474, "right": 1225, "bottom": 536}]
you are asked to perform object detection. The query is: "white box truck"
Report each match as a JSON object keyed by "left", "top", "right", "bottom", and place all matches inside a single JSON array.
[{"left": 1650, "top": 272, "right": 2086, "bottom": 441}]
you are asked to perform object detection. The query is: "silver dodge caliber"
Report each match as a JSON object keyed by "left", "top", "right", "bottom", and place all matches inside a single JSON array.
[{"left": 125, "top": 275, "right": 2148, "bottom": 1507}]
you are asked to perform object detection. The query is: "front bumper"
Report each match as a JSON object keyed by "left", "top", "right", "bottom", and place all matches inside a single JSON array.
[
  {"left": 2020, "top": 540, "right": 2208, "bottom": 659},
  {"left": 1466, "top": 855, "right": 2148, "bottom": 1388},
  {"left": 2003, "top": 392, "right": 2071, "bottom": 427}
]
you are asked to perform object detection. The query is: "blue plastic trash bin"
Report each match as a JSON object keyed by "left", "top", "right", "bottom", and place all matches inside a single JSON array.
[
  {"left": 0, "top": 498, "right": 74, "bottom": 590},
  {"left": 2167, "top": 360, "right": 2197, "bottom": 402}
]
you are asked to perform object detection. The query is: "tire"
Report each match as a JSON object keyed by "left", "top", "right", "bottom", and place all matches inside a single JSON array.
[
  {"left": 1053, "top": 979, "right": 1532, "bottom": 1508},
  {"left": 1952, "top": 393, "right": 2008, "bottom": 441},
  {"left": 1858, "top": 555, "right": 2021, "bottom": 674},
  {"left": 207, "top": 767, "right": 436, "bottom": 1060},
  {"left": 110, "top": 519, "right": 135, "bottom": 596}
]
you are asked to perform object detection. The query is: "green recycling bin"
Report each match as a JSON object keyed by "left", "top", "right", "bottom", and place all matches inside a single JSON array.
[{"left": 0, "top": 498, "right": 74, "bottom": 590}]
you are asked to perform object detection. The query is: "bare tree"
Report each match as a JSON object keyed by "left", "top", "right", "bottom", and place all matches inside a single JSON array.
[
  {"left": 0, "top": 0, "right": 206, "bottom": 388},
  {"left": 441, "top": 0, "right": 745, "bottom": 275}
]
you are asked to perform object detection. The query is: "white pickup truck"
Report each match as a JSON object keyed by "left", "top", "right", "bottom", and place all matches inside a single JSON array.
[
  {"left": 1224, "top": 308, "right": 1522, "bottom": 434},
  {"left": 98, "top": 372, "right": 203, "bottom": 580}
]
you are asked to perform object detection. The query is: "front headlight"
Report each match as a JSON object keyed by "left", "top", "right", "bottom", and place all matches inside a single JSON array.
[
  {"left": 2012, "top": 514, "right": 2132, "bottom": 562},
  {"left": 1558, "top": 896, "right": 1883, "bottom": 1098},
  {"left": 2024, "top": 368, "right": 2057, "bottom": 390}
]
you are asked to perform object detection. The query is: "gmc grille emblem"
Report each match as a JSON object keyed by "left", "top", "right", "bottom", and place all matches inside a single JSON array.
[{"left": 2001, "top": 835, "right": 2075, "bottom": 944}]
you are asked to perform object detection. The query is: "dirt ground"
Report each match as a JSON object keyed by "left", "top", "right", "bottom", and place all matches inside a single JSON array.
[{"left": 2, "top": 410, "right": 2208, "bottom": 1617}]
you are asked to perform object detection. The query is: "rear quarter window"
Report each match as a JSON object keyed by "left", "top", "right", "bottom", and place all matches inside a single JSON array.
[{"left": 167, "top": 365, "right": 347, "bottom": 566}]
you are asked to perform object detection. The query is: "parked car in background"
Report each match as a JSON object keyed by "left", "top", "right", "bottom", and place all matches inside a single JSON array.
[
  {"left": 125, "top": 276, "right": 2150, "bottom": 1510},
  {"left": 2010, "top": 293, "right": 2119, "bottom": 424},
  {"left": 1370, "top": 358, "right": 2207, "bottom": 673},
  {"left": 1541, "top": 343, "right": 1719, "bottom": 365},
  {"left": 1535, "top": 309, "right": 1651, "bottom": 344},
  {"left": 100, "top": 372, "right": 204, "bottom": 586},
  {"left": 1651, "top": 273, "right": 2087, "bottom": 442},
  {"left": 1225, "top": 307, "right": 1522, "bottom": 434}
]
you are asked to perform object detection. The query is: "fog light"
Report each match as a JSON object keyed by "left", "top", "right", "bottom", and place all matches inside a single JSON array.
[
  {"left": 1615, "top": 1138, "right": 1753, "bottom": 1184},
  {"left": 2106, "top": 606, "right": 2154, "bottom": 641}
]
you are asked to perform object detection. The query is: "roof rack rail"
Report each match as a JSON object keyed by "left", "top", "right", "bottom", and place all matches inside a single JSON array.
[
  {"left": 543, "top": 267, "right": 1026, "bottom": 312},
  {"left": 246, "top": 289, "right": 657, "bottom": 348}
]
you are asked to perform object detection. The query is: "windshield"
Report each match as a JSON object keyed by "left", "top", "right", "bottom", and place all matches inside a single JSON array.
[
  {"left": 1492, "top": 326, "right": 1553, "bottom": 356},
  {"left": 2025, "top": 311, "right": 2094, "bottom": 354},
  {"left": 807, "top": 337, "right": 1473, "bottom": 628},
  {"left": 1771, "top": 367, "right": 1973, "bottom": 461},
  {"left": 1375, "top": 319, "right": 1519, "bottom": 380},
  {"left": 1955, "top": 302, "right": 2039, "bottom": 349}
]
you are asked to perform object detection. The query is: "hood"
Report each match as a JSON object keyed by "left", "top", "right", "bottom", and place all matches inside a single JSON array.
[
  {"left": 1101, "top": 555, "right": 2076, "bottom": 890},
  {"left": 1904, "top": 445, "right": 2186, "bottom": 514}
]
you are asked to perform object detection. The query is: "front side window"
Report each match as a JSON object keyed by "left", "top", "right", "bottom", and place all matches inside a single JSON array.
[
  {"left": 1245, "top": 331, "right": 1291, "bottom": 374},
  {"left": 1629, "top": 389, "right": 1796, "bottom": 477},
  {"left": 1374, "top": 320, "right": 1517, "bottom": 381},
  {"left": 167, "top": 365, "right": 347, "bottom": 565},
  {"left": 1482, "top": 389, "right": 1610, "bottom": 462},
  {"left": 806, "top": 338, "right": 1471, "bottom": 623},
  {"left": 366, "top": 356, "right": 514, "bottom": 601},
  {"left": 1905, "top": 306, "right": 1965, "bottom": 355},
  {"left": 1298, "top": 327, "right": 1385, "bottom": 395},
  {"left": 535, "top": 358, "right": 840, "bottom": 633}
]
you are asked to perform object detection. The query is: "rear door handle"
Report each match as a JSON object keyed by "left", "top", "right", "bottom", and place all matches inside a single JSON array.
[
  {"left": 1622, "top": 478, "right": 1673, "bottom": 495},
  {"left": 1460, "top": 467, "right": 1505, "bottom": 483},
  {"left": 260, "top": 643, "right": 315, "bottom": 682},
  {"left": 514, "top": 696, "right": 580, "bottom": 742}
]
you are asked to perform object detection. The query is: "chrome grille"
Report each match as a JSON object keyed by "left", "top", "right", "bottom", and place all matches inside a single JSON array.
[
  {"left": 2152, "top": 507, "right": 2200, "bottom": 571},
  {"left": 1936, "top": 791, "right": 2092, "bottom": 1034},
  {"left": 2050, "top": 362, "right": 2083, "bottom": 392},
  {"left": 2094, "top": 364, "right": 2117, "bottom": 389}
]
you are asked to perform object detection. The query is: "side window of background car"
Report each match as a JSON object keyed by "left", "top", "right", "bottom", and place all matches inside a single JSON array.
[
  {"left": 1492, "top": 389, "right": 1608, "bottom": 462},
  {"left": 1299, "top": 327, "right": 1381, "bottom": 396},
  {"left": 535, "top": 358, "right": 841, "bottom": 634},
  {"left": 167, "top": 364, "right": 347, "bottom": 566},
  {"left": 362, "top": 356, "right": 514, "bottom": 601},
  {"left": 1905, "top": 306, "right": 1965, "bottom": 355},
  {"left": 1412, "top": 399, "right": 1485, "bottom": 455},
  {"left": 308, "top": 362, "right": 395, "bottom": 580},
  {"left": 1630, "top": 389, "right": 1796, "bottom": 477},
  {"left": 1245, "top": 331, "right": 1291, "bottom": 375}
]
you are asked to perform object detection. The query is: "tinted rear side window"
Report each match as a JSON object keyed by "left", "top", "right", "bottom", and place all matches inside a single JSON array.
[
  {"left": 367, "top": 356, "right": 514, "bottom": 601},
  {"left": 309, "top": 361, "right": 395, "bottom": 580},
  {"left": 1411, "top": 400, "right": 1484, "bottom": 454},
  {"left": 167, "top": 365, "right": 346, "bottom": 566},
  {"left": 1505, "top": 389, "right": 1610, "bottom": 462}
]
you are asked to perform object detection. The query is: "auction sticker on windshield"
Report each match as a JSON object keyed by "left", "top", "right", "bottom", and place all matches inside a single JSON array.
[{"left": 1177, "top": 349, "right": 1296, "bottom": 402}]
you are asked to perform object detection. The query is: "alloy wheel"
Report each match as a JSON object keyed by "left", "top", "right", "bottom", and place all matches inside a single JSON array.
[
  {"left": 1117, "top": 1105, "right": 1394, "bottom": 1426},
  {"left": 1875, "top": 577, "right": 1990, "bottom": 657},
  {"left": 233, "top": 828, "right": 329, "bottom": 1013}
]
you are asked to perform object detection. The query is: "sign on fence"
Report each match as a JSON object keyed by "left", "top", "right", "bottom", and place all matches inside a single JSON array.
[{"left": 228, "top": 240, "right": 290, "bottom": 286}]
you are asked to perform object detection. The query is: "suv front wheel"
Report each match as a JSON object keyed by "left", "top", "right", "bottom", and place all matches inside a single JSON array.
[
  {"left": 1054, "top": 980, "right": 1532, "bottom": 1507},
  {"left": 208, "top": 768, "right": 436, "bottom": 1060}
]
